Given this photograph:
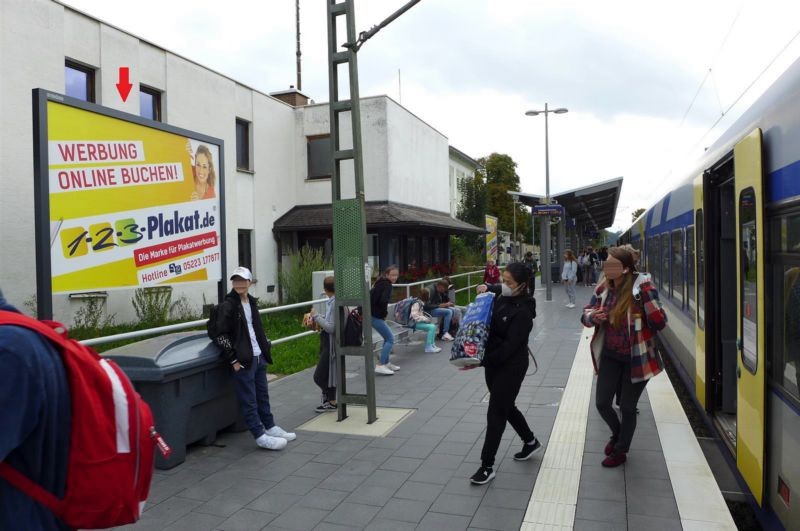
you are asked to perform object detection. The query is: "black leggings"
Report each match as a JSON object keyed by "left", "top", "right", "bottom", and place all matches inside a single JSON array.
[
  {"left": 480, "top": 363, "right": 534, "bottom": 468},
  {"left": 595, "top": 355, "right": 648, "bottom": 452}
]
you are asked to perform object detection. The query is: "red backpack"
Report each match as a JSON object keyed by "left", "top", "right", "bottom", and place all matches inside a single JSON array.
[{"left": 0, "top": 311, "right": 169, "bottom": 529}]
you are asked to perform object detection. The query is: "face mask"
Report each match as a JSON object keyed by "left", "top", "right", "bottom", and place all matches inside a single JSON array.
[{"left": 501, "top": 284, "right": 513, "bottom": 297}]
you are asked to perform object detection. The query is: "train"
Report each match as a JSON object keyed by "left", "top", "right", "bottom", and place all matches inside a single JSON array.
[{"left": 617, "top": 54, "right": 800, "bottom": 530}]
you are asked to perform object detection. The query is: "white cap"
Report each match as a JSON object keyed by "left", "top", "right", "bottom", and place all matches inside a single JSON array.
[{"left": 230, "top": 266, "right": 252, "bottom": 281}]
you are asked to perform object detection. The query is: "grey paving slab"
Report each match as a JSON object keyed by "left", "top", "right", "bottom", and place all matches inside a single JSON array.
[{"left": 119, "top": 285, "right": 701, "bottom": 531}]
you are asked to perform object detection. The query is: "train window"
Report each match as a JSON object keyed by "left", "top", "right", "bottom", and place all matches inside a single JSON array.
[
  {"left": 775, "top": 264, "right": 800, "bottom": 400},
  {"left": 687, "top": 226, "right": 695, "bottom": 317},
  {"left": 671, "top": 230, "right": 684, "bottom": 306},
  {"left": 649, "top": 236, "right": 659, "bottom": 283},
  {"left": 661, "top": 233, "right": 670, "bottom": 295},
  {"left": 739, "top": 188, "right": 758, "bottom": 374},
  {"left": 696, "top": 211, "right": 705, "bottom": 329}
]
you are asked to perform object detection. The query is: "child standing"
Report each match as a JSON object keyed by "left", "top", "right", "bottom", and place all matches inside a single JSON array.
[{"left": 411, "top": 289, "right": 442, "bottom": 353}]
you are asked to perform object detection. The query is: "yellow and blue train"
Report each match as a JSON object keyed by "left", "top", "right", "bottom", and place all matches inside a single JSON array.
[{"left": 618, "top": 56, "right": 800, "bottom": 530}]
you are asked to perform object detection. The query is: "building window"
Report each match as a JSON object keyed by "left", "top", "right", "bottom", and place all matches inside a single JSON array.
[
  {"left": 307, "top": 135, "right": 332, "bottom": 180},
  {"left": 139, "top": 86, "right": 161, "bottom": 121},
  {"left": 236, "top": 119, "right": 251, "bottom": 171},
  {"left": 238, "top": 229, "right": 252, "bottom": 272},
  {"left": 65, "top": 60, "right": 95, "bottom": 102}
]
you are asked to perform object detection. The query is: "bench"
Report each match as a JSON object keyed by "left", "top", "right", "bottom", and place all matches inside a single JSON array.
[{"left": 370, "top": 302, "right": 441, "bottom": 353}]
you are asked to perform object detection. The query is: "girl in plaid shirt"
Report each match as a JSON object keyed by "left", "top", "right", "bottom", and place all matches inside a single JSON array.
[{"left": 581, "top": 246, "right": 667, "bottom": 467}]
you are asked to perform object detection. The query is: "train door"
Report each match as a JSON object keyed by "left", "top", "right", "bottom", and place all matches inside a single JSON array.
[
  {"left": 693, "top": 174, "right": 707, "bottom": 407},
  {"left": 733, "top": 129, "right": 766, "bottom": 506}
]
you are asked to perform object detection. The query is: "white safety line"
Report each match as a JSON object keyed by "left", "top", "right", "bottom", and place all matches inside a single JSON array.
[
  {"left": 647, "top": 371, "right": 738, "bottom": 530},
  {"left": 521, "top": 327, "right": 595, "bottom": 531}
]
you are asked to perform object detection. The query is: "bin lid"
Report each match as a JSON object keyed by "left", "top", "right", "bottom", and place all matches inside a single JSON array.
[{"left": 102, "top": 332, "right": 221, "bottom": 381}]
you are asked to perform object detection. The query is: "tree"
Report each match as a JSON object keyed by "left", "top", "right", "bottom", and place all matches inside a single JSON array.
[
  {"left": 456, "top": 170, "right": 487, "bottom": 251},
  {"left": 631, "top": 208, "right": 646, "bottom": 223},
  {"left": 479, "top": 153, "right": 532, "bottom": 244}
]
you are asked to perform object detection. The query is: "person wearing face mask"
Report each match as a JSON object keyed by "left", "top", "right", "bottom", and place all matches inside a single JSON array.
[
  {"left": 469, "top": 262, "right": 539, "bottom": 485},
  {"left": 581, "top": 247, "right": 667, "bottom": 467}
]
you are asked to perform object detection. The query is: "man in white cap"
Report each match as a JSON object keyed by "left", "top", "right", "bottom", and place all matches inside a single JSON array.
[{"left": 212, "top": 267, "right": 296, "bottom": 450}]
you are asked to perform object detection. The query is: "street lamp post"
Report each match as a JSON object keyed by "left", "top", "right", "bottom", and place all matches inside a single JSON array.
[
  {"left": 525, "top": 103, "right": 568, "bottom": 302},
  {"left": 512, "top": 195, "right": 519, "bottom": 261}
]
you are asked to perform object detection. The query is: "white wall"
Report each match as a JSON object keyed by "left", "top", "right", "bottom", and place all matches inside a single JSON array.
[
  {"left": 0, "top": 0, "right": 296, "bottom": 323},
  {"left": 449, "top": 154, "right": 478, "bottom": 217}
]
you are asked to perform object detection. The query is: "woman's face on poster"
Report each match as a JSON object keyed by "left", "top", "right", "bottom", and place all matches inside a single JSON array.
[{"left": 195, "top": 152, "right": 210, "bottom": 184}]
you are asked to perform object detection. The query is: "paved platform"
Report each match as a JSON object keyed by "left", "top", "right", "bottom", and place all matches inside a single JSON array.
[{"left": 117, "top": 285, "right": 735, "bottom": 531}]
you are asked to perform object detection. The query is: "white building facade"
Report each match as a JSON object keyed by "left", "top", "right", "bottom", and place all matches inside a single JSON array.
[{"left": 0, "top": 0, "right": 482, "bottom": 323}]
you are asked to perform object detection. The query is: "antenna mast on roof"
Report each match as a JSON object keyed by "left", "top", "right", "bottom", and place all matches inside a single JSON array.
[{"left": 296, "top": 0, "right": 302, "bottom": 90}]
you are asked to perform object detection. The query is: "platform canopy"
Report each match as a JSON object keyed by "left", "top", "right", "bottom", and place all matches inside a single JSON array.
[{"left": 509, "top": 177, "right": 623, "bottom": 231}]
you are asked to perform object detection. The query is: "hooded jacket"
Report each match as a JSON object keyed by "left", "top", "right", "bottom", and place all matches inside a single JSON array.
[
  {"left": 213, "top": 289, "right": 272, "bottom": 368},
  {"left": 370, "top": 278, "right": 393, "bottom": 319},
  {"left": 481, "top": 284, "right": 537, "bottom": 369}
]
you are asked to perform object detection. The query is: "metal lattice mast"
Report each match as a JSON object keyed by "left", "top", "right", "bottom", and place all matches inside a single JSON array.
[{"left": 327, "top": 0, "right": 376, "bottom": 423}]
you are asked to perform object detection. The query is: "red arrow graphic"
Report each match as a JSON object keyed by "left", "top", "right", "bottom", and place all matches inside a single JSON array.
[{"left": 116, "top": 67, "right": 132, "bottom": 102}]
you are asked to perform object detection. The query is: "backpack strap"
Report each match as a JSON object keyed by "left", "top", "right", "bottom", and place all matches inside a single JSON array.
[{"left": 0, "top": 310, "right": 71, "bottom": 516}]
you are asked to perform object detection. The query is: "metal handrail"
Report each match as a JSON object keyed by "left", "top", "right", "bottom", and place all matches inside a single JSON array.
[
  {"left": 80, "top": 297, "right": 329, "bottom": 347},
  {"left": 394, "top": 266, "right": 506, "bottom": 303}
]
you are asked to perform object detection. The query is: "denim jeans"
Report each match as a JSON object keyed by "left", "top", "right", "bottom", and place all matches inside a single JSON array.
[
  {"left": 233, "top": 355, "right": 275, "bottom": 438},
  {"left": 429, "top": 308, "right": 453, "bottom": 334},
  {"left": 372, "top": 317, "right": 394, "bottom": 365},
  {"left": 564, "top": 279, "right": 576, "bottom": 304}
]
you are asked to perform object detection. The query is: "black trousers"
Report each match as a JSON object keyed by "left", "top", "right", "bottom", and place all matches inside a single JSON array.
[
  {"left": 595, "top": 354, "right": 648, "bottom": 452},
  {"left": 313, "top": 333, "right": 336, "bottom": 402},
  {"left": 480, "top": 363, "right": 534, "bottom": 468}
]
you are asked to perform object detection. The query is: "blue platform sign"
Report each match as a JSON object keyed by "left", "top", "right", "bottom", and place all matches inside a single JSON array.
[{"left": 532, "top": 204, "right": 564, "bottom": 216}]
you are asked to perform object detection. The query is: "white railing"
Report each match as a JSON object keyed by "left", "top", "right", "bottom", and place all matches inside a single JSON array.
[
  {"left": 394, "top": 267, "right": 493, "bottom": 303},
  {"left": 81, "top": 297, "right": 328, "bottom": 347}
]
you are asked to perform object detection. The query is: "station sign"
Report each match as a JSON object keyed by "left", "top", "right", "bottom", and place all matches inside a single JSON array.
[
  {"left": 532, "top": 204, "right": 564, "bottom": 216},
  {"left": 33, "top": 89, "right": 226, "bottom": 303}
]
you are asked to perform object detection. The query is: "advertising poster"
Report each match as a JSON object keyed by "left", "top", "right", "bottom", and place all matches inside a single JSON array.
[
  {"left": 485, "top": 215, "right": 498, "bottom": 262},
  {"left": 43, "top": 97, "right": 223, "bottom": 293}
]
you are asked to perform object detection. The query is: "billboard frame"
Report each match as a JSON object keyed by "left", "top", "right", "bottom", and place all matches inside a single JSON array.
[{"left": 32, "top": 88, "right": 227, "bottom": 320}]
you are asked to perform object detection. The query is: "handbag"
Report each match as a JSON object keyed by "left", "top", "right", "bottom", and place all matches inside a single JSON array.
[{"left": 343, "top": 307, "right": 363, "bottom": 346}]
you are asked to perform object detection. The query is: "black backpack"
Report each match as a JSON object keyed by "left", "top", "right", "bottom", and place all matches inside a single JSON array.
[
  {"left": 206, "top": 302, "right": 225, "bottom": 340},
  {"left": 343, "top": 307, "right": 363, "bottom": 346}
]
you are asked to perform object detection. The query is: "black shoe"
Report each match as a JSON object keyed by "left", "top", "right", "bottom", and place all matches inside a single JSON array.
[
  {"left": 469, "top": 466, "right": 495, "bottom": 485},
  {"left": 315, "top": 402, "right": 337, "bottom": 413},
  {"left": 513, "top": 438, "right": 542, "bottom": 461}
]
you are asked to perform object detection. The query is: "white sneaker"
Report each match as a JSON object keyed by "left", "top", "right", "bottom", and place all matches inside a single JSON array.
[
  {"left": 567, "top": 303, "right": 576, "bottom": 308},
  {"left": 441, "top": 333, "right": 455, "bottom": 341},
  {"left": 387, "top": 363, "right": 401, "bottom": 372},
  {"left": 265, "top": 425, "right": 296, "bottom": 441},
  {"left": 375, "top": 365, "right": 395, "bottom": 375},
  {"left": 425, "top": 345, "right": 442, "bottom": 353},
  {"left": 255, "top": 433, "right": 287, "bottom": 450}
]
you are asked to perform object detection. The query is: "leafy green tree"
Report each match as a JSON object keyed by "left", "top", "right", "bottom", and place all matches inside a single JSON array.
[
  {"left": 480, "top": 153, "right": 531, "bottom": 244},
  {"left": 631, "top": 207, "right": 646, "bottom": 223}
]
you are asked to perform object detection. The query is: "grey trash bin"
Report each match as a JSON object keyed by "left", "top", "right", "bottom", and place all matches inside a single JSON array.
[{"left": 103, "top": 331, "right": 243, "bottom": 469}]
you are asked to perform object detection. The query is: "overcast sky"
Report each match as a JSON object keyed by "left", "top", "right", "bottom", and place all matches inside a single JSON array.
[{"left": 60, "top": 0, "right": 800, "bottom": 231}]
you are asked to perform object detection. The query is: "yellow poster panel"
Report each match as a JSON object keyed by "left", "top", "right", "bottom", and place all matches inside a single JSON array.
[
  {"left": 485, "top": 215, "right": 498, "bottom": 262},
  {"left": 47, "top": 101, "right": 223, "bottom": 293}
]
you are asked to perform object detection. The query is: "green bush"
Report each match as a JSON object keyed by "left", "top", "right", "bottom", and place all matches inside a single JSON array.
[
  {"left": 262, "top": 309, "right": 320, "bottom": 375},
  {"left": 132, "top": 287, "right": 172, "bottom": 327},
  {"left": 72, "top": 297, "right": 115, "bottom": 336},
  {"left": 450, "top": 235, "right": 483, "bottom": 267},
  {"left": 278, "top": 246, "right": 331, "bottom": 304}
]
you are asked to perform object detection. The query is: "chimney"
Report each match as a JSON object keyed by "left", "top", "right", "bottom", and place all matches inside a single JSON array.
[{"left": 269, "top": 85, "right": 311, "bottom": 107}]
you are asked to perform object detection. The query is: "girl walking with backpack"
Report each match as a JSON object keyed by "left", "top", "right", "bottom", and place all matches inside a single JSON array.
[
  {"left": 468, "top": 262, "right": 540, "bottom": 485},
  {"left": 370, "top": 265, "right": 399, "bottom": 375},
  {"left": 561, "top": 249, "right": 578, "bottom": 308},
  {"left": 581, "top": 247, "right": 667, "bottom": 467}
]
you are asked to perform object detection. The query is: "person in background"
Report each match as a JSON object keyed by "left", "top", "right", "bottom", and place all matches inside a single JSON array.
[
  {"left": 213, "top": 267, "right": 296, "bottom": 450},
  {"left": 370, "top": 265, "right": 400, "bottom": 375},
  {"left": 469, "top": 262, "right": 540, "bottom": 485},
  {"left": 561, "top": 249, "right": 578, "bottom": 308},
  {"left": 483, "top": 259, "right": 501, "bottom": 285},
  {"left": 580, "top": 247, "right": 667, "bottom": 467},
  {"left": 581, "top": 248, "right": 593, "bottom": 286},
  {"left": 0, "top": 289, "right": 70, "bottom": 530},
  {"left": 310, "top": 276, "right": 337, "bottom": 413},
  {"left": 523, "top": 251, "right": 537, "bottom": 294},
  {"left": 410, "top": 289, "right": 442, "bottom": 353},
  {"left": 426, "top": 279, "right": 457, "bottom": 340}
]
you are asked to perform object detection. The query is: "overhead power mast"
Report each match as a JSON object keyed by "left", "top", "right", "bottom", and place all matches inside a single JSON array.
[{"left": 326, "top": 0, "right": 421, "bottom": 423}]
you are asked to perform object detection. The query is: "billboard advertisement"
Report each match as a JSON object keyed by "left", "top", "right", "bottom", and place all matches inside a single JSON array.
[
  {"left": 485, "top": 215, "right": 498, "bottom": 262},
  {"left": 34, "top": 91, "right": 225, "bottom": 300}
]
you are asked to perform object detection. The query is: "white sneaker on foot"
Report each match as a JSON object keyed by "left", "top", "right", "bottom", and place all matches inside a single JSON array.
[
  {"left": 441, "top": 332, "right": 455, "bottom": 341},
  {"left": 387, "top": 363, "right": 401, "bottom": 372},
  {"left": 375, "top": 365, "right": 395, "bottom": 375},
  {"left": 567, "top": 303, "right": 575, "bottom": 308},
  {"left": 265, "top": 425, "right": 296, "bottom": 441},
  {"left": 425, "top": 345, "right": 442, "bottom": 353},
  {"left": 255, "top": 433, "right": 287, "bottom": 450}
]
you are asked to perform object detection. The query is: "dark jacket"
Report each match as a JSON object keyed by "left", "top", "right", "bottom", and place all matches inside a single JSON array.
[
  {"left": 481, "top": 284, "right": 537, "bottom": 369},
  {"left": 213, "top": 290, "right": 272, "bottom": 368},
  {"left": 424, "top": 287, "right": 450, "bottom": 313},
  {"left": 370, "top": 278, "right": 393, "bottom": 319},
  {"left": 0, "top": 295, "right": 70, "bottom": 530}
]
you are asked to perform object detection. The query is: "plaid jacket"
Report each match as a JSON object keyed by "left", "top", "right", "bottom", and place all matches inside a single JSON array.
[{"left": 580, "top": 278, "right": 667, "bottom": 383}]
